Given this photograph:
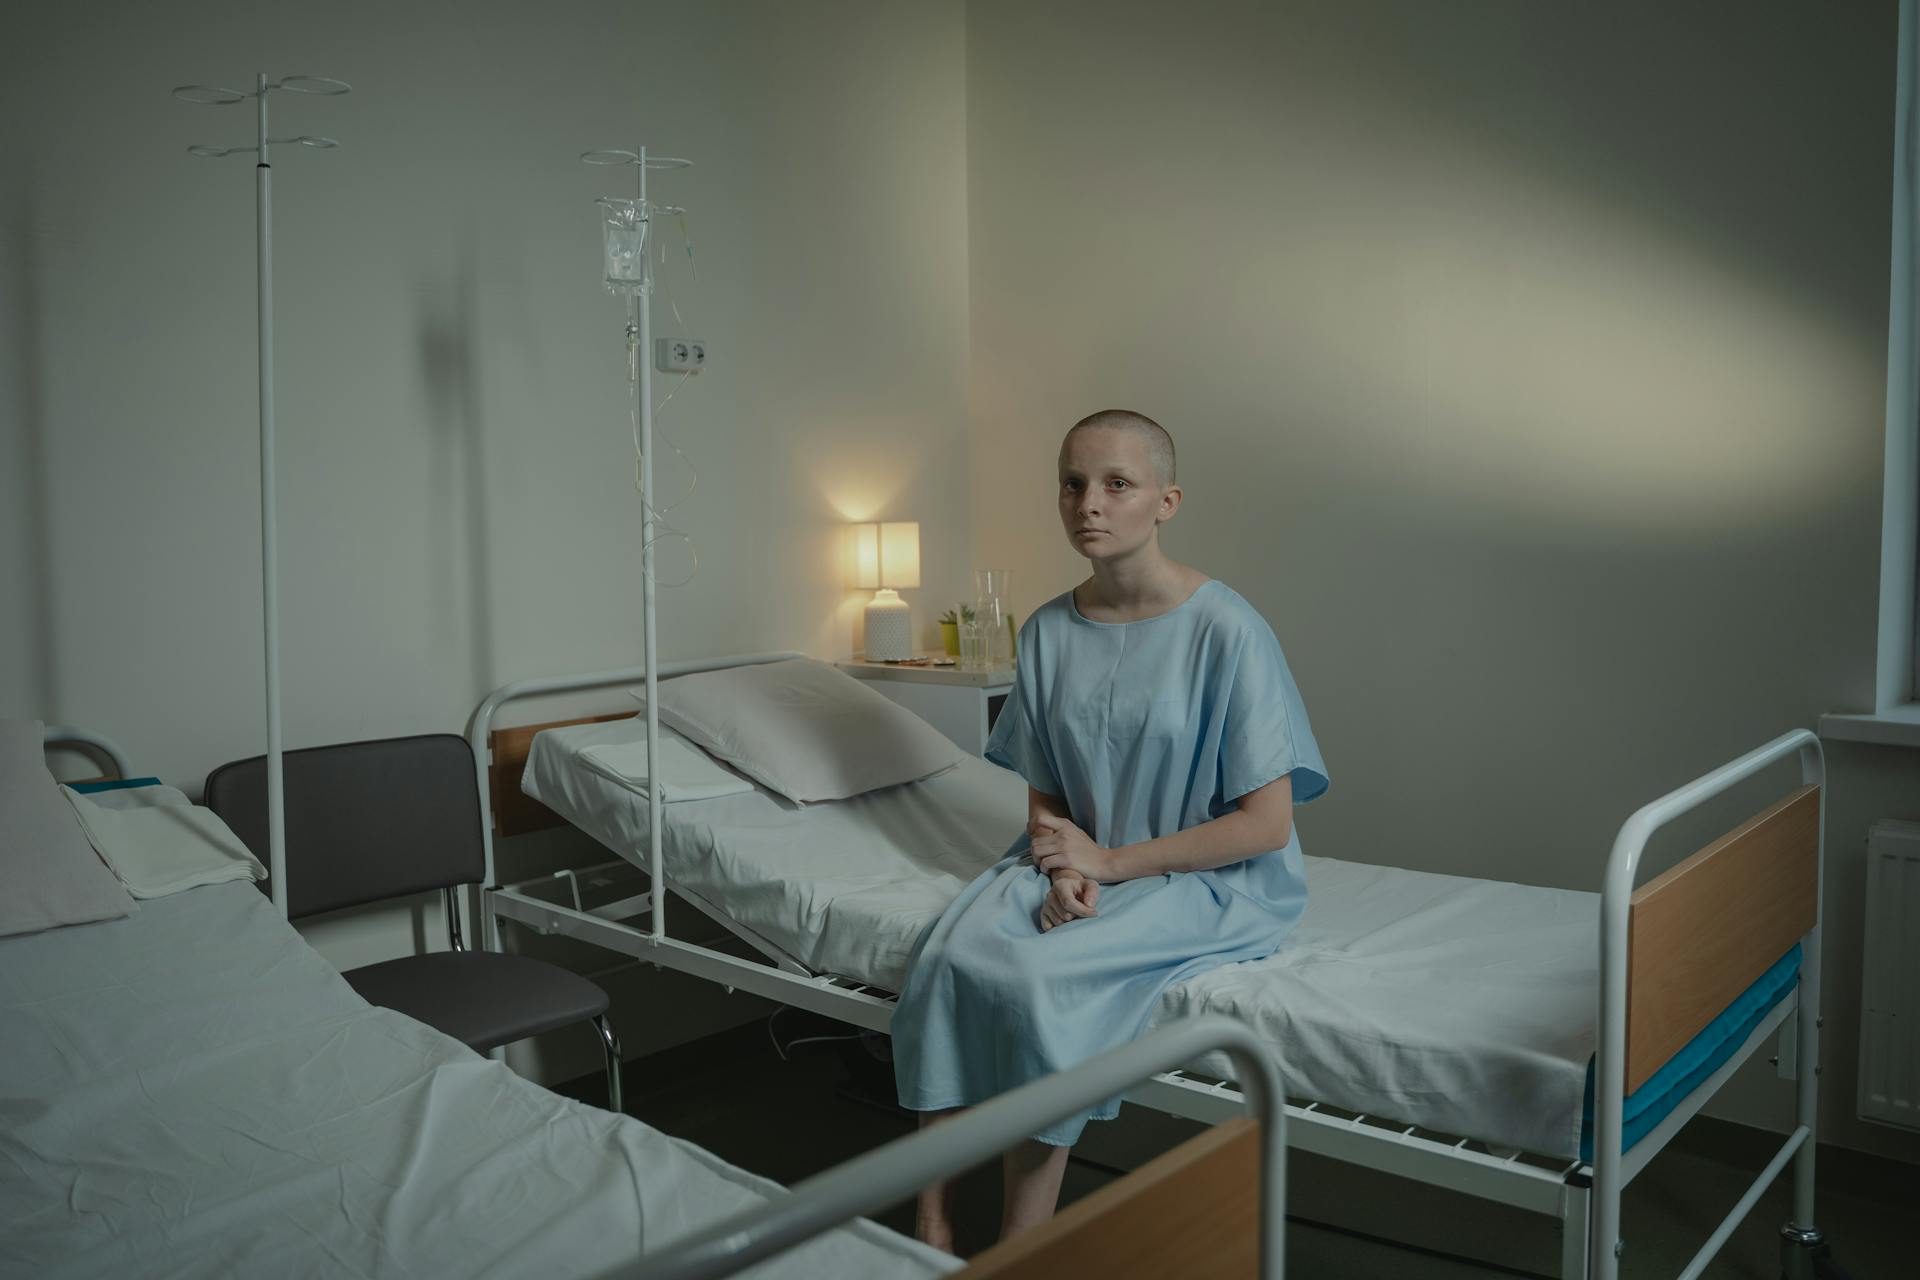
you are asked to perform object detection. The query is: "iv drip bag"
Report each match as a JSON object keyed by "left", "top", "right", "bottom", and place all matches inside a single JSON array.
[{"left": 598, "top": 197, "right": 649, "bottom": 294}]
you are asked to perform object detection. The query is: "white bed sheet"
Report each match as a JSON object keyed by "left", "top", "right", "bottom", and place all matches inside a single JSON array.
[
  {"left": 528, "top": 716, "right": 1019, "bottom": 986},
  {"left": 527, "top": 719, "right": 1601, "bottom": 1157},
  {"left": 0, "top": 789, "right": 956, "bottom": 1280}
]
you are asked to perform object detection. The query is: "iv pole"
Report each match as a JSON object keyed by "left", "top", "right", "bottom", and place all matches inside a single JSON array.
[
  {"left": 584, "top": 146, "right": 690, "bottom": 944},
  {"left": 634, "top": 152, "right": 662, "bottom": 947},
  {"left": 175, "top": 73, "right": 349, "bottom": 917}
]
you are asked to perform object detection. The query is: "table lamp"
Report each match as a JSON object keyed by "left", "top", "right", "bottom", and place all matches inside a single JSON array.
[{"left": 853, "top": 521, "right": 920, "bottom": 661}]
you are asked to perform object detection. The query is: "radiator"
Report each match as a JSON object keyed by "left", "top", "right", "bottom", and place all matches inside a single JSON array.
[{"left": 1860, "top": 819, "right": 1920, "bottom": 1132}]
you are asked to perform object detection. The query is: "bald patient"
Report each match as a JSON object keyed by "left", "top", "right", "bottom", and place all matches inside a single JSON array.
[
  {"left": 892, "top": 405, "right": 1330, "bottom": 1251},
  {"left": 1063, "top": 408, "right": 1177, "bottom": 487}
]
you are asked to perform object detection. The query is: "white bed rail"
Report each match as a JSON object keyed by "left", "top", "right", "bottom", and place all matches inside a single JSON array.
[
  {"left": 627, "top": 1015, "right": 1287, "bottom": 1280},
  {"left": 466, "top": 651, "right": 802, "bottom": 945},
  {"left": 40, "top": 724, "right": 134, "bottom": 780},
  {"left": 1590, "top": 728, "right": 1824, "bottom": 1280}
]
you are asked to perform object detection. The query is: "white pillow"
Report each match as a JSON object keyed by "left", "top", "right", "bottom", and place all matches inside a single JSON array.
[
  {"left": 0, "top": 718, "right": 136, "bottom": 936},
  {"left": 62, "top": 788, "right": 266, "bottom": 898},
  {"left": 573, "top": 720, "right": 756, "bottom": 803},
  {"left": 636, "top": 657, "right": 965, "bottom": 804}
]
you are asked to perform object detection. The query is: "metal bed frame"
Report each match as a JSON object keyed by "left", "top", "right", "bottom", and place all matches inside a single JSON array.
[
  {"left": 471, "top": 657, "right": 1834, "bottom": 1280},
  {"left": 41, "top": 725, "right": 136, "bottom": 780}
]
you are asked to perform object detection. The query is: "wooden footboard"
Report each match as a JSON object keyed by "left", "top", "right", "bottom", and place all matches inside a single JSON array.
[
  {"left": 955, "top": 1117, "right": 1261, "bottom": 1280},
  {"left": 1625, "top": 785, "right": 1819, "bottom": 1092}
]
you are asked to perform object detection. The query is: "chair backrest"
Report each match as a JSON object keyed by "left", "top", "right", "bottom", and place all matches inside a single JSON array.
[{"left": 204, "top": 734, "right": 483, "bottom": 921}]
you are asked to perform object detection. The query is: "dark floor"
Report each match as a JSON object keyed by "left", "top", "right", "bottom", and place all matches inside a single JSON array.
[{"left": 557, "top": 1015, "right": 1914, "bottom": 1277}]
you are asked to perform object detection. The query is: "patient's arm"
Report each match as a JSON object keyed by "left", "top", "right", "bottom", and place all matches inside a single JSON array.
[
  {"left": 1028, "top": 789, "right": 1101, "bottom": 929},
  {"left": 1027, "top": 787, "right": 1083, "bottom": 882},
  {"left": 1031, "top": 776, "right": 1294, "bottom": 883},
  {"left": 1028, "top": 785, "right": 1072, "bottom": 827}
]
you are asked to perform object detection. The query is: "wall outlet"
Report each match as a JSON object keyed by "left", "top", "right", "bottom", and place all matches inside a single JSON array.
[{"left": 654, "top": 337, "right": 708, "bottom": 372}]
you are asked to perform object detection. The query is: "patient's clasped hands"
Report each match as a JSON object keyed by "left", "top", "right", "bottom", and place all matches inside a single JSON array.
[
  {"left": 1031, "top": 813, "right": 1110, "bottom": 880},
  {"left": 1039, "top": 872, "right": 1099, "bottom": 931},
  {"left": 1032, "top": 814, "right": 1111, "bottom": 932}
]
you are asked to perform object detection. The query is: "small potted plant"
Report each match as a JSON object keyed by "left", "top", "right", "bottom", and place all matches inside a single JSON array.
[{"left": 937, "top": 605, "right": 970, "bottom": 656}]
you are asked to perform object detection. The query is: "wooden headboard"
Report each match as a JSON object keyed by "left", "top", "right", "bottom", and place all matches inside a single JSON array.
[
  {"left": 1625, "top": 785, "right": 1819, "bottom": 1092},
  {"left": 487, "top": 712, "right": 635, "bottom": 838}
]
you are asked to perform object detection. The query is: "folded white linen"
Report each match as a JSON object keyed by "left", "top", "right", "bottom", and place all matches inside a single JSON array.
[
  {"left": 571, "top": 719, "right": 755, "bottom": 803},
  {"left": 61, "top": 789, "right": 266, "bottom": 898}
]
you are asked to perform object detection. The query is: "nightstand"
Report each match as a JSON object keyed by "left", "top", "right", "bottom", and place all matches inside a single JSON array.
[{"left": 835, "top": 654, "right": 1015, "bottom": 756}]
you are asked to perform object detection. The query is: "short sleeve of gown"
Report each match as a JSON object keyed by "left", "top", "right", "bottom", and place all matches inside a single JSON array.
[
  {"left": 1220, "top": 625, "right": 1329, "bottom": 806},
  {"left": 984, "top": 619, "right": 1063, "bottom": 798}
]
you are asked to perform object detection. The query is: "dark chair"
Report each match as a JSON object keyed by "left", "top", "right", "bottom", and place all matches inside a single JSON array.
[{"left": 205, "top": 733, "right": 622, "bottom": 1112}]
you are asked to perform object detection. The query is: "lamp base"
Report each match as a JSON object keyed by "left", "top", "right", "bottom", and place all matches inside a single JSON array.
[{"left": 864, "top": 589, "right": 914, "bottom": 661}]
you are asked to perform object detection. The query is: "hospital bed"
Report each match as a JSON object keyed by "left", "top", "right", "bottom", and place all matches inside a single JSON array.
[
  {"left": 474, "top": 652, "right": 1841, "bottom": 1280},
  {"left": 6, "top": 725, "right": 1286, "bottom": 1279}
]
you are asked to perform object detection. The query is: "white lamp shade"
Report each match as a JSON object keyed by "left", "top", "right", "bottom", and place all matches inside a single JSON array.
[
  {"left": 850, "top": 523, "right": 881, "bottom": 590},
  {"left": 879, "top": 521, "right": 921, "bottom": 589}
]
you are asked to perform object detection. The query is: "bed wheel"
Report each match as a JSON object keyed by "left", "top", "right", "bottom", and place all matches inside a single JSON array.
[{"left": 1778, "top": 1229, "right": 1850, "bottom": 1280}]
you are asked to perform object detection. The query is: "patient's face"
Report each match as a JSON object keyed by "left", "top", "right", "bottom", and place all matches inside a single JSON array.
[{"left": 1057, "top": 427, "right": 1169, "bottom": 562}]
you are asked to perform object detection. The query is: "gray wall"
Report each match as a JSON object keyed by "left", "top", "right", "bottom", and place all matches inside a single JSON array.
[
  {"left": 1, "top": 0, "right": 971, "bottom": 1067},
  {"left": 966, "top": 0, "right": 1920, "bottom": 1163}
]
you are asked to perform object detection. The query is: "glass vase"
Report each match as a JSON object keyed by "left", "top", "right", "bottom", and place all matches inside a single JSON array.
[{"left": 971, "top": 569, "right": 1014, "bottom": 671}]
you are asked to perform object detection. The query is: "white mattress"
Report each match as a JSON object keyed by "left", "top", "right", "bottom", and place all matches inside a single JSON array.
[
  {"left": 0, "top": 788, "right": 956, "bottom": 1280},
  {"left": 528, "top": 718, "right": 1603, "bottom": 1158}
]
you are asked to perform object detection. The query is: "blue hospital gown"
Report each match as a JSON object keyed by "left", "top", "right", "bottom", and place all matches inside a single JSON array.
[{"left": 892, "top": 579, "right": 1329, "bottom": 1146}]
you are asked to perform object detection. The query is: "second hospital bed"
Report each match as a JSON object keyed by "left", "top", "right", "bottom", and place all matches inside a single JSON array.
[
  {"left": 0, "top": 775, "right": 947, "bottom": 1279},
  {"left": 9, "top": 731, "right": 1290, "bottom": 1280},
  {"left": 478, "top": 654, "right": 1835, "bottom": 1280}
]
